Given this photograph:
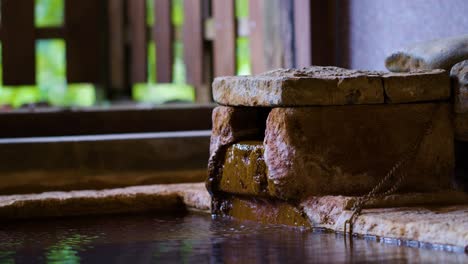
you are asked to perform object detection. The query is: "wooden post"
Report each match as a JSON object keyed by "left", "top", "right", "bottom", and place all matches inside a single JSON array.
[
  {"left": 250, "top": 0, "right": 294, "bottom": 74},
  {"left": 293, "top": 0, "right": 336, "bottom": 67},
  {"left": 183, "top": 0, "right": 211, "bottom": 103},
  {"left": 293, "top": 0, "right": 312, "bottom": 67},
  {"left": 154, "top": 0, "right": 173, "bottom": 83},
  {"left": 128, "top": 0, "right": 148, "bottom": 84},
  {"left": 108, "top": 0, "right": 127, "bottom": 95},
  {"left": 212, "top": 0, "right": 236, "bottom": 77},
  {"left": 65, "top": 0, "right": 101, "bottom": 83},
  {"left": 1, "top": 0, "right": 35, "bottom": 85}
]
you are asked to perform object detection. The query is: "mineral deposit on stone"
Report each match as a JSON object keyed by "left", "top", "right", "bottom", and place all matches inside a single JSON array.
[
  {"left": 382, "top": 70, "right": 450, "bottom": 103},
  {"left": 219, "top": 142, "right": 269, "bottom": 196},
  {"left": 451, "top": 60, "right": 468, "bottom": 113},
  {"left": 385, "top": 34, "right": 468, "bottom": 72},
  {"left": 264, "top": 103, "right": 454, "bottom": 200}
]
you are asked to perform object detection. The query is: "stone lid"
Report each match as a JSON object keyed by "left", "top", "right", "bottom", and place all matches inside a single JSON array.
[{"left": 212, "top": 66, "right": 450, "bottom": 106}]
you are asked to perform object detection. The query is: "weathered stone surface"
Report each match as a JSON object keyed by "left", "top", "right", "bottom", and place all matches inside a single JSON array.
[
  {"left": 218, "top": 141, "right": 269, "bottom": 196},
  {"left": 0, "top": 183, "right": 210, "bottom": 219},
  {"left": 209, "top": 106, "right": 268, "bottom": 156},
  {"left": 264, "top": 103, "right": 454, "bottom": 200},
  {"left": 385, "top": 34, "right": 468, "bottom": 72},
  {"left": 300, "top": 193, "right": 468, "bottom": 249},
  {"left": 208, "top": 106, "right": 269, "bottom": 194},
  {"left": 213, "top": 66, "right": 385, "bottom": 106},
  {"left": 382, "top": 70, "right": 450, "bottom": 103},
  {"left": 451, "top": 60, "right": 468, "bottom": 113}
]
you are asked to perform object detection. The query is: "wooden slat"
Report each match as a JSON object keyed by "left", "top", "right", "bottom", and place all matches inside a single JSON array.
[
  {"left": 108, "top": 0, "right": 126, "bottom": 94},
  {"left": 36, "top": 27, "right": 65, "bottom": 39},
  {"left": 0, "top": 105, "right": 214, "bottom": 138},
  {"left": 293, "top": 0, "right": 336, "bottom": 67},
  {"left": 183, "top": 0, "right": 210, "bottom": 103},
  {"left": 65, "top": 0, "right": 101, "bottom": 83},
  {"left": 1, "top": 0, "right": 35, "bottom": 85},
  {"left": 154, "top": 0, "right": 173, "bottom": 83},
  {"left": 213, "top": 0, "right": 236, "bottom": 77},
  {"left": 293, "top": 0, "right": 312, "bottom": 67},
  {"left": 248, "top": 0, "right": 294, "bottom": 73},
  {"left": 128, "top": 0, "right": 147, "bottom": 83},
  {"left": 248, "top": 0, "right": 266, "bottom": 74}
]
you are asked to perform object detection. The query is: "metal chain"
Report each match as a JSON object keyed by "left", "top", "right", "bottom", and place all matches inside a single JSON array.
[{"left": 344, "top": 105, "right": 439, "bottom": 235}]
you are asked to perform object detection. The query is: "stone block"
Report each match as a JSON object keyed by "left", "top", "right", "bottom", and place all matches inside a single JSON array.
[
  {"left": 208, "top": 106, "right": 269, "bottom": 194},
  {"left": 213, "top": 66, "right": 385, "bottom": 106},
  {"left": 382, "top": 70, "right": 450, "bottom": 103},
  {"left": 451, "top": 60, "right": 468, "bottom": 113},
  {"left": 213, "top": 66, "right": 450, "bottom": 107},
  {"left": 385, "top": 34, "right": 468, "bottom": 72},
  {"left": 210, "top": 106, "right": 269, "bottom": 156},
  {"left": 264, "top": 103, "right": 454, "bottom": 200}
]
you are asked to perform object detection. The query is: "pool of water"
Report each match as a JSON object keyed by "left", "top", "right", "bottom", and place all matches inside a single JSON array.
[{"left": 0, "top": 212, "right": 466, "bottom": 263}]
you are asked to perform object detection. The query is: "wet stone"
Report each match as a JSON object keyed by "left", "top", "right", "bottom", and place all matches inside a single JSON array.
[
  {"left": 208, "top": 106, "right": 269, "bottom": 194},
  {"left": 218, "top": 141, "right": 269, "bottom": 197},
  {"left": 264, "top": 103, "right": 454, "bottom": 200}
]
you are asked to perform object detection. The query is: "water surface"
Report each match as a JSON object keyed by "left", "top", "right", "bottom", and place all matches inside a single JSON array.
[{"left": 0, "top": 212, "right": 466, "bottom": 263}]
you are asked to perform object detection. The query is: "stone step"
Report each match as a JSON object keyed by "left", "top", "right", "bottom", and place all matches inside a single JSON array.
[{"left": 0, "top": 183, "right": 210, "bottom": 220}]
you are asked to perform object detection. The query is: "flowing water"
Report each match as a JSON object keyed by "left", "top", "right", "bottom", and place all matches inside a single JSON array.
[{"left": 0, "top": 212, "right": 466, "bottom": 263}]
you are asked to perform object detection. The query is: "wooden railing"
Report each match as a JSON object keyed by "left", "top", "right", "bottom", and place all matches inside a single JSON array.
[{"left": 0, "top": 0, "right": 336, "bottom": 103}]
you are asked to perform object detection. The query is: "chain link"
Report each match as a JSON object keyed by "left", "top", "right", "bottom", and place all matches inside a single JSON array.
[{"left": 344, "top": 105, "right": 439, "bottom": 235}]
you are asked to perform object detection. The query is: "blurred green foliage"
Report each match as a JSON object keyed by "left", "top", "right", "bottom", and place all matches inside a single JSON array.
[
  {"left": 236, "top": 0, "right": 251, "bottom": 75},
  {"left": 0, "top": 0, "right": 95, "bottom": 108}
]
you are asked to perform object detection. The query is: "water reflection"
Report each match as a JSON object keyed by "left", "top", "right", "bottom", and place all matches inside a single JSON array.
[{"left": 0, "top": 212, "right": 466, "bottom": 263}]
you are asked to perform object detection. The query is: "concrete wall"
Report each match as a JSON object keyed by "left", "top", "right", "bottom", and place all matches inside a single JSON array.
[{"left": 338, "top": 0, "right": 468, "bottom": 70}]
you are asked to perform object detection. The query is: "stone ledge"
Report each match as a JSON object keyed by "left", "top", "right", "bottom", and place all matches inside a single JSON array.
[
  {"left": 0, "top": 183, "right": 210, "bottom": 220},
  {"left": 301, "top": 191, "right": 468, "bottom": 249}
]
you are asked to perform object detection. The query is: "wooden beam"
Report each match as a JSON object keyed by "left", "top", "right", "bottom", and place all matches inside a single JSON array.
[
  {"left": 128, "top": 0, "right": 147, "bottom": 83},
  {"left": 154, "top": 0, "right": 173, "bottom": 83},
  {"left": 0, "top": 105, "right": 214, "bottom": 138},
  {"left": 249, "top": 0, "right": 294, "bottom": 74},
  {"left": 183, "top": 0, "right": 211, "bottom": 103},
  {"left": 36, "top": 27, "right": 65, "bottom": 39},
  {"left": 1, "top": 0, "right": 35, "bottom": 85},
  {"left": 65, "top": 0, "right": 101, "bottom": 83},
  {"left": 0, "top": 131, "right": 210, "bottom": 194},
  {"left": 213, "top": 0, "right": 236, "bottom": 77}
]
